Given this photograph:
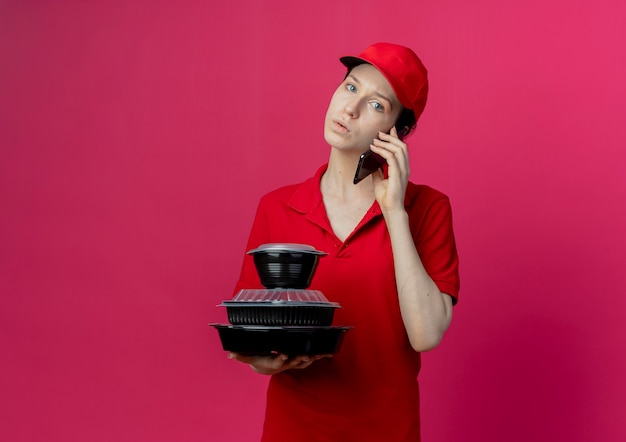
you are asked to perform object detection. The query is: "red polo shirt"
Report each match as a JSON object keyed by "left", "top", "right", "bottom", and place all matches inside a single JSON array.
[{"left": 234, "top": 164, "right": 460, "bottom": 442}]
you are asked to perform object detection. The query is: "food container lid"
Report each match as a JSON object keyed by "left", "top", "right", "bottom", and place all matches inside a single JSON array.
[
  {"left": 220, "top": 289, "right": 340, "bottom": 308},
  {"left": 247, "top": 243, "right": 327, "bottom": 255}
]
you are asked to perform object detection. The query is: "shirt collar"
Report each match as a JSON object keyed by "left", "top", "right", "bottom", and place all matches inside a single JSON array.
[
  {"left": 288, "top": 164, "right": 328, "bottom": 214},
  {"left": 288, "top": 163, "right": 416, "bottom": 215}
]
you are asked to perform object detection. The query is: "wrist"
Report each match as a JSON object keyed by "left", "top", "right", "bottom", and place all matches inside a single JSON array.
[
  {"left": 382, "top": 208, "right": 410, "bottom": 235},
  {"left": 382, "top": 206, "right": 408, "bottom": 222}
]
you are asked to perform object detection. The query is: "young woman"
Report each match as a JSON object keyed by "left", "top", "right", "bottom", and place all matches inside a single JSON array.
[{"left": 229, "top": 42, "right": 460, "bottom": 442}]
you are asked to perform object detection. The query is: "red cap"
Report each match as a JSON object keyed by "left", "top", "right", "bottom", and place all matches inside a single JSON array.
[{"left": 340, "top": 42, "right": 429, "bottom": 120}]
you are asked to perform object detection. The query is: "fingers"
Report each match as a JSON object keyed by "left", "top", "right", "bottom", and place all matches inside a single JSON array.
[
  {"left": 228, "top": 352, "right": 288, "bottom": 375},
  {"left": 228, "top": 352, "right": 282, "bottom": 365},
  {"left": 227, "top": 352, "right": 332, "bottom": 374},
  {"left": 283, "top": 356, "right": 313, "bottom": 370},
  {"left": 284, "top": 354, "right": 333, "bottom": 370},
  {"left": 372, "top": 130, "right": 408, "bottom": 160},
  {"left": 371, "top": 131, "right": 410, "bottom": 180}
]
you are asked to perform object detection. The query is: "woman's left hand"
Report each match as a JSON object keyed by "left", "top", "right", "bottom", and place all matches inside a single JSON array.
[{"left": 370, "top": 126, "right": 410, "bottom": 213}]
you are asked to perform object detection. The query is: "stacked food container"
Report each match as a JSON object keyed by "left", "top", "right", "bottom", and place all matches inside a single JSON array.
[{"left": 212, "top": 243, "right": 352, "bottom": 356}]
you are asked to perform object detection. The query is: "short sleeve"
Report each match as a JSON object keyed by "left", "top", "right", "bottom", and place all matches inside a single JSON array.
[{"left": 410, "top": 192, "right": 460, "bottom": 304}]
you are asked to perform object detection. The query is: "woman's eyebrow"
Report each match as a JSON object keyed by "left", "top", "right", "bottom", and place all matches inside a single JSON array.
[
  {"left": 346, "top": 73, "right": 361, "bottom": 85},
  {"left": 348, "top": 73, "right": 394, "bottom": 105}
]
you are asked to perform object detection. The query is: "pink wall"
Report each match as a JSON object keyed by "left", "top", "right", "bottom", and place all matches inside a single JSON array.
[{"left": 1, "top": 1, "right": 625, "bottom": 441}]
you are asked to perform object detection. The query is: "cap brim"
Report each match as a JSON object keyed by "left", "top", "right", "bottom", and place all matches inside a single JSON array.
[
  {"left": 339, "top": 55, "right": 410, "bottom": 110},
  {"left": 340, "top": 56, "right": 368, "bottom": 69}
]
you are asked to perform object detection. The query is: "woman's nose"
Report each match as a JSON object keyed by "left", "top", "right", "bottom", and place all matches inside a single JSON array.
[{"left": 344, "top": 100, "right": 359, "bottom": 118}]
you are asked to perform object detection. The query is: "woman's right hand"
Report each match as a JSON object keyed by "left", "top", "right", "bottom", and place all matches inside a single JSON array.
[{"left": 228, "top": 352, "right": 332, "bottom": 375}]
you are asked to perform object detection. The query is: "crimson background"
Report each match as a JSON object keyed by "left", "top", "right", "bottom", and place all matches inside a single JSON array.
[{"left": 1, "top": 1, "right": 625, "bottom": 441}]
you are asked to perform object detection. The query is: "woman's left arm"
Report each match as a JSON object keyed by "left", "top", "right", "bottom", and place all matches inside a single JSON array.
[
  {"left": 371, "top": 128, "right": 454, "bottom": 352},
  {"left": 384, "top": 210, "right": 453, "bottom": 351}
]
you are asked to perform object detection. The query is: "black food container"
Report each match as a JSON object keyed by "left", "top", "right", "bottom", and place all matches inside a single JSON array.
[
  {"left": 212, "top": 324, "right": 352, "bottom": 356},
  {"left": 247, "top": 243, "right": 327, "bottom": 289},
  {"left": 212, "top": 243, "right": 353, "bottom": 356},
  {"left": 220, "top": 289, "right": 340, "bottom": 326}
]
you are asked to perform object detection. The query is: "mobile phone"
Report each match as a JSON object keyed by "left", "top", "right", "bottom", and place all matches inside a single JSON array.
[
  {"left": 353, "top": 149, "right": 385, "bottom": 184},
  {"left": 352, "top": 127, "right": 409, "bottom": 185}
]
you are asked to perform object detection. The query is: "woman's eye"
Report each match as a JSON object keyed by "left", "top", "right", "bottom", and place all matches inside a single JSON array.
[
  {"left": 371, "top": 101, "right": 384, "bottom": 112},
  {"left": 346, "top": 83, "right": 356, "bottom": 92}
]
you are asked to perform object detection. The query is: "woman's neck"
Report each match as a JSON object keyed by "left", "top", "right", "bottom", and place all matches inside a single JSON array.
[
  {"left": 320, "top": 148, "right": 377, "bottom": 241},
  {"left": 322, "top": 148, "right": 374, "bottom": 200}
]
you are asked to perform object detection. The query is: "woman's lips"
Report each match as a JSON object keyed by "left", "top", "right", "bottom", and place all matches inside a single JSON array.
[{"left": 333, "top": 120, "right": 349, "bottom": 133}]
